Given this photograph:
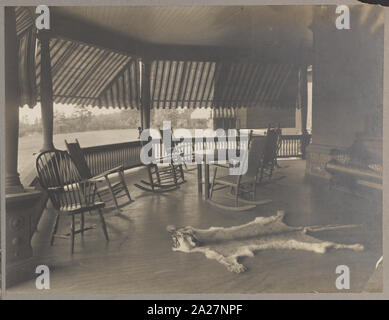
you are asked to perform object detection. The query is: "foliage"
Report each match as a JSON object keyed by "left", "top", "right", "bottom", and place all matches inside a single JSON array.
[{"left": 19, "top": 106, "right": 210, "bottom": 137}]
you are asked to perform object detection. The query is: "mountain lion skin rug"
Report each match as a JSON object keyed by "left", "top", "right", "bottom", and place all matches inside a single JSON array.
[{"left": 167, "top": 211, "right": 364, "bottom": 273}]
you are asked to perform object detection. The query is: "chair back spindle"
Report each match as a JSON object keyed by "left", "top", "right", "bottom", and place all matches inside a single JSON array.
[{"left": 36, "top": 150, "right": 96, "bottom": 212}]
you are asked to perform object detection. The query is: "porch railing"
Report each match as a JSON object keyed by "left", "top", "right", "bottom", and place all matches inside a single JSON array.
[
  {"left": 279, "top": 135, "right": 303, "bottom": 158},
  {"left": 80, "top": 133, "right": 311, "bottom": 177},
  {"left": 82, "top": 140, "right": 143, "bottom": 176}
]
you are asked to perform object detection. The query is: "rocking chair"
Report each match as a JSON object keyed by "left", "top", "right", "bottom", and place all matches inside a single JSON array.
[
  {"left": 208, "top": 135, "right": 272, "bottom": 211},
  {"left": 36, "top": 150, "right": 109, "bottom": 254},
  {"left": 65, "top": 139, "right": 132, "bottom": 214},
  {"left": 134, "top": 134, "right": 184, "bottom": 193},
  {"left": 257, "top": 127, "right": 281, "bottom": 183},
  {"left": 159, "top": 128, "right": 186, "bottom": 183}
]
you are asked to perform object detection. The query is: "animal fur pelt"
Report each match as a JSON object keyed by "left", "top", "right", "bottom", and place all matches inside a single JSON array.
[{"left": 167, "top": 211, "right": 364, "bottom": 273}]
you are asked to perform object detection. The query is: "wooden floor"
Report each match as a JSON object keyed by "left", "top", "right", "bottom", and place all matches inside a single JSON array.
[{"left": 8, "top": 160, "right": 382, "bottom": 294}]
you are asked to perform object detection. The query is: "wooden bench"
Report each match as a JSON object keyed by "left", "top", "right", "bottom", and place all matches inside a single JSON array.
[
  {"left": 326, "top": 162, "right": 382, "bottom": 191},
  {"left": 325, "top": 135, "right": 382, "bottom": 192}
]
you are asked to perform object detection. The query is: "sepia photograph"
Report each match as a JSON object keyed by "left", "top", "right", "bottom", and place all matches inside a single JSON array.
[{"left": 1, "top": 1, "right": 385, "bottom": 299}]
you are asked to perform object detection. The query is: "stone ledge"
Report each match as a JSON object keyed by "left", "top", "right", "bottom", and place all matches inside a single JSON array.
[
  {"left": 6, "top": 189, "right": 42, "bottom": 203},
  {"left": 6, "top": 257, "right": 40, "bottom": 288},
  {"left": 6, "top": 189, "right": 46, "bottom": 288}
]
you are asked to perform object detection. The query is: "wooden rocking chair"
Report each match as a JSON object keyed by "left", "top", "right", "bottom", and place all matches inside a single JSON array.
[
  {"left": 36, "top": 150, "right": 109, "bottom": 254},
  {"left": 159, "top": 128, "right": 186, "bottom": 183},
  {"left": 208, "top": 135, "right": 272, "bottom": 211},
  {"left": 257, "top": 127, "right": 281, "bottom": 183},
  {"left": 134, "top": 133, "right": 184, "bottom": 193},
  {"left": 65, "top": 139, "right": 132, "bottom": 214}
]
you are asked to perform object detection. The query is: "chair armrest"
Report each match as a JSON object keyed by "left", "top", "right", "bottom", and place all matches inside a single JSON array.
[
  {"left": 91, "top": 165, "right": 124, "bottom": 179},
  {"left": 213, "top": 159, "right": 240, "bottom": 169},
  {"left": 213, "top": 164, "right": 230, "bottom": 169},
  {"left": 229, "top": 159, "right": 241, "bottom": 168},
  {"left": 47, "top": 178, "right": 98, "bottom": 191}
]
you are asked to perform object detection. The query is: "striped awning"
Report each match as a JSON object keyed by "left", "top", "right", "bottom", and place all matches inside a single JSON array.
[
  {"left": 97, "top": 60, "right": 140, "bottom": 109},
  {"left": 150, "top": 60, "right": 215, "bottom": 109},
  {"left": 35, "top": 38, "right": 140, "bottom": 108},
  {"left": 15, "top": 7, "right": 300, "bottom": 110},
  {"left": 16, "top": 6, "right": 34, "bottom": 36},
  {"left": 16, "top": 7, "right": 37, "bottom": 107},
  {"left": 15, "top": 7, "right": 140, "bottom": 109},
  {"left": 213, "top": 62, "right": 298, "bottom": 109},
  {"left": 150, "top": 60, "right": 299, "bottom": 109}
]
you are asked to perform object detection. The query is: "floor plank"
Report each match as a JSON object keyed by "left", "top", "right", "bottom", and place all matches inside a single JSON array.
[{"left": 7, "top": 160, "right": 382, "bottom": 294}]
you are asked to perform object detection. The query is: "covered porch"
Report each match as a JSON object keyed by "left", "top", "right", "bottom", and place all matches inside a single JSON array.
[{"left": 4, "top": 4, "right": 383, "bottom": 293}]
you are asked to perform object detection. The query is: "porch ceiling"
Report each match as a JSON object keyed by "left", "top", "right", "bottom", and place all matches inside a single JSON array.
[{"left": 50, "top": 6, "right": 314, "bottom": 56}]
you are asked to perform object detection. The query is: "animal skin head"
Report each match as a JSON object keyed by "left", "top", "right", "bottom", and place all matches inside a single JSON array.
[{"left": 167, "top": 225, "right": 199, "bottom": 251}]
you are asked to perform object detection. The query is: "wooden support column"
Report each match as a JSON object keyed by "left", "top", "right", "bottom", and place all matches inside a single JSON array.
[
  {"left": 141, "top": 60, "right": 151, "bottom": 130},
  {"left": 300, "top": 67, "right": 310, "bottom": 159},
  {"left": 38, "top": 30, "right": 55, "bottom": 151},
  {"left": 5, "top": 7, "right": 23, "bottom": 194},
  {"left": 5, "top": 8, "right": 45, "bottom": 287},
  {"left": 300, "top": 67, "right": 308, "bottom": 134}
]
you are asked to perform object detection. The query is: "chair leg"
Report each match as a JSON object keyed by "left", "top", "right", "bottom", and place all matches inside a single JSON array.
[
  {"left": 105, "top": 176, "right": 121, "bottom": 214},
  {"left": 119, "top": 171, "right": 132, "bottom": 202},
  {"left": 155, "top": 165, "right": 161, "bottom": 186},
  {"left": 171, "top": 164, "right": 178, "bottom": 185},
  {"left": 147, "top": 165, "right": 156, "bottom": 191},
  {"left": 252, "top": 181, "right": 257, "bottom": 201},
  {"left": 97, "top": 209, "right": 109, "bottom": 242},
  {"left": 179, "top": 164, "right": 185, "bottom": 182},
  {"left": 259, "top": 166, "right": 265, "bottom": 183},
  {"left": 70, "top": 214, "right": 75, "bottom": 254},
  {"left": 269, "top": 163, "right": 274, "bottom": 180},
  {"left": 235, "top": 186, "right": 239, "bottom": 207},
  {"left": 50, "top": 213, "right": 60, "bottom": 246},
  {"left": 97, "top": 191, "right": 103, "bottom": 202},
  {"left": 80, "top": 213, "right": 85, "bottom": 236},
  {"left": 209, "top": 167, "right": 218, "bottom": 200}
]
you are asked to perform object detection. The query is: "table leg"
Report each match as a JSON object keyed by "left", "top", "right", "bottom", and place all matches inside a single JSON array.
[
  {"left": 197, "top": 163, "right": 202, "bottom": 195},
  {"left": 204, "top": 164, "right": 210, "bottom": 199}
]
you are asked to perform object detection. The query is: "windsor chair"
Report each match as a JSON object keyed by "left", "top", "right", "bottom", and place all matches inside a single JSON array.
[{"left": 36, "top": 150, "right": 109, "bottom": 254}]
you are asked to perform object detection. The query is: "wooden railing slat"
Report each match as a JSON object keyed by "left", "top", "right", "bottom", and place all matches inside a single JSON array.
[{"left": 81, "top": 134, "right": 311, "bottom": 176}]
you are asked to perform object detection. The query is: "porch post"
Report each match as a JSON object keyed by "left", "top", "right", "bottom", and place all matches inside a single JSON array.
[
  {"left": 5, "top": 7, "right": 23, "bottom": 194},
  {"left": 141, "top": 60, "right": 151, "bottom": 129},
  {"left": 5, "top": 7, "right": 44, "bottom": 287},
  {"left": 38, "top": 30, "right": 55, "bottom": 151},
  {"left": 300, "top": 67, "right": 308, "bottom": 134},
  {"left": 300, "top": 67, "right": 309, "bottom": 159}
]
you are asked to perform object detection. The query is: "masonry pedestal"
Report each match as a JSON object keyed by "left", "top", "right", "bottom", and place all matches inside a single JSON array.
[{"left": 6, "top": 189, "right": 45, "bottom": 287}]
